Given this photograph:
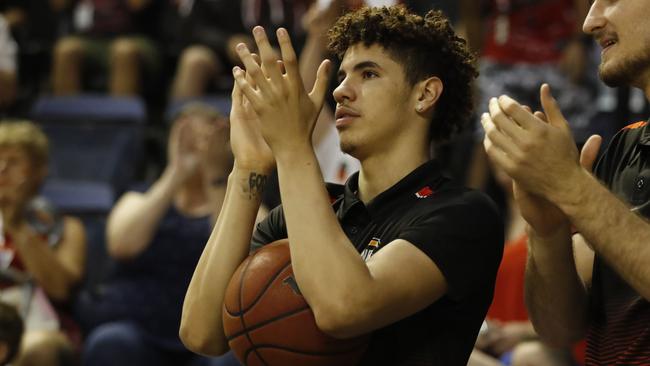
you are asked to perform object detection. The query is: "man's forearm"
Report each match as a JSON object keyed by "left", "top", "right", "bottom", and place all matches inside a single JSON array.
[
  {"left": 554, "top": 169, "right": 650, "bottom": 299},
  {"left": 525, "top": 228, "right": 590, "bottom": 345},
  {"left": 180, "top": 167, "right": 267, "bottom": 355},
  {"left": 275, "top": 150, "right": 373, "bottom": 328}
]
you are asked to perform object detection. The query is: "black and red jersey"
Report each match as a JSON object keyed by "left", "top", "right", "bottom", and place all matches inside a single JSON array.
[{"left": 588, "top": 119, "right": 650, "bottom": 365}]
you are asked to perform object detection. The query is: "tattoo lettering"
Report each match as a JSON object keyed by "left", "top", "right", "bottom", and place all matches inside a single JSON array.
[{"left": 247, "top": 172, "right": 267, "bottom": 199}]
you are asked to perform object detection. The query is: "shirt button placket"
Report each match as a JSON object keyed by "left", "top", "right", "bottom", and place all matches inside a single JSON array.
[{"left": 636, "top": 177, "right": 645, "bottom": 190}]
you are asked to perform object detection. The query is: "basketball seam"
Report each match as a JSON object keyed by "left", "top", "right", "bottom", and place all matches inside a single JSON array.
[{"left": 225, "top": 305, "right": 311, "bottom": 341}]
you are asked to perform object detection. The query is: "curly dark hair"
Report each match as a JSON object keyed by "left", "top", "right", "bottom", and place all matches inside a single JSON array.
[{"left": 327, "top": 6, "right": 478, "bottom": 142}]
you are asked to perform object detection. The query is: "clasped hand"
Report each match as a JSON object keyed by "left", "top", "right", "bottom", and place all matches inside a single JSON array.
[{"left": 231, "top": 26, "right": 331, "bottom": 161}]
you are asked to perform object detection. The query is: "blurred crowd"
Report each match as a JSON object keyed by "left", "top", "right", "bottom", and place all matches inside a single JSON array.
[{"left": 0, "top": 0, "right": 649, "bottom": 366}]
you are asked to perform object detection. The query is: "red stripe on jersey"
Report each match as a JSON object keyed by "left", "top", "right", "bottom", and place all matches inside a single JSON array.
[{"left": 622, "top": 121, "right": 648, "bottom": 130}]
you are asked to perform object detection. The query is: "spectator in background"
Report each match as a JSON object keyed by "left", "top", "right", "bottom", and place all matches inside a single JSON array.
[
  {"left": 77, "top": 104, "right": 241, "bottom": 366},
  {"left": 0, "top": 301, "right": 24, "bottom": 366},
  {"left": 460, "top": 0, "right": 596, "bottom": 189},
  {"left": 0, "top": 121, "right": 86, "bottom": 366},
  {"left": 50, "top": 0, "right": 160, "bottom": 96},
  {"left": 0, "top": 0, "right": 70, "bottom": 103},
  {"left": 168, "top": 0, "right": 311, "bottom": 100},
  {"left": 0, "top": 0, "right": 68, "bottom": 46},
  {"left": 0, "top": 14, "right": 17, "bottom": 112},
  {"left": 163, "top": 0, "right": 253, "bottom": 100}
]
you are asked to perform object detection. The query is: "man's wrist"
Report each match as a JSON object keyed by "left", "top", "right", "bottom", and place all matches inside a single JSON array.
[
  {"left": 273, "top": 143, "right": 315, "bottom": 167},
  {"left": 526, "top": 223, "right": 573, "bottom": 264},
  {"left": 551, "top": 168, "right": 593, "bottom": 216},
  {"left": 231, "top": 166, "right": 271, "bottom": 201}
]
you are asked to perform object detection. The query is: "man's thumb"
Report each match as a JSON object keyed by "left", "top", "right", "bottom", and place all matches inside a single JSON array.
[
  {"left": 540, "top": 84, "right": 568, "bottom": 129},
  {"left": 309, "top": 59, "right": 331, "bottom": 107},
  {"left": 580, "top": 134, "right": 603, "bottom": 171}
]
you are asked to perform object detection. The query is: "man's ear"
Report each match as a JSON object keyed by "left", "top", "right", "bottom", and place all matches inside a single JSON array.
[{"left": 415, "top": 76, "right": 443, "bottom": 114}]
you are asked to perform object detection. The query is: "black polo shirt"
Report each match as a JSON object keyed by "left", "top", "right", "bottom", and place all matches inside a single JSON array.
[
  {"left": 251, "top": 159, "right": 503, "bottom": 365},
  {"left": 587, "top": 119, "right": 650, "bottom": 364}
]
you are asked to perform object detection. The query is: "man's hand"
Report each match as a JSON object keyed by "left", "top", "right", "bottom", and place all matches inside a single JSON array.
[
  {"left": 226, "top": 34, "right": 255, "bottom": 66},
  {"left": 482, "top": 84, "right": 586, "bottom": 202},
  {"left": 229, "top": 56, "right": 275, "bottom": 173},
  {"left": 232, "top": 26, "right": 331, "bottom": 161},
  {"left": 516, "top": 132, "right": 602, "bottom": 239},
  {"left": 516, "top": 133, "right": 602, "bottom": 238},
  {"left": 482, "top": 84, "right": 603, "bottom": 237}
]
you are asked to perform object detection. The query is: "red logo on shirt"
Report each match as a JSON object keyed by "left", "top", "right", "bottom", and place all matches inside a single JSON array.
[{"left": 415, "top": 186, "right": 434, "bottom": 199}]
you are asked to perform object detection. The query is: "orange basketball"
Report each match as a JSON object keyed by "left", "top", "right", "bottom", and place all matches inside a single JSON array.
[{"left": 222, "top": 239, "right": 369, "bottom": 366}]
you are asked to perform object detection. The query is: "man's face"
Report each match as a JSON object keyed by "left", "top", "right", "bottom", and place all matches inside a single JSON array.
[
  {"left": 583, "top": 0, "right": 650, "bottom": 88},
  {"left": 333, "top": 44, "right": 416, "bottom": 159}
]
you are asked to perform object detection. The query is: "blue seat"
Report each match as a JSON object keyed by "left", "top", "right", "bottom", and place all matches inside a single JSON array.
[
  {"left": 164, "top": 95, "right": 231, "bottom": 123},
  {"left": 31, "top": 94, "right": 146, "bottom": 124},
  {"left": 41, "top": 179, "right": 114, "bottom": 215},
  {"left": 30, "top": 94, "right": 147, "bottom": 211}
]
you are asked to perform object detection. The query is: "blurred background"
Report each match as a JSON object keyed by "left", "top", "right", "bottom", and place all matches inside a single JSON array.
[{"left": 0, "top": 1, "right": 648, "bottom": 366}]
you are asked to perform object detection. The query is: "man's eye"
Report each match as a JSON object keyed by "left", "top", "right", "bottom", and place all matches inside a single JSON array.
[{"left": 362, "top": 71, "right": 377, "bottom": 79}]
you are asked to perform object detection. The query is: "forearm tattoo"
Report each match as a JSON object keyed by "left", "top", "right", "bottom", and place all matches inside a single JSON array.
[{"left": 246, "top": 172, "right": 267, "bottom": 199}]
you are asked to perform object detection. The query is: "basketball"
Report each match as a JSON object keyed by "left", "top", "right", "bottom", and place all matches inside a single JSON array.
[{"left": 222, "top": 239, "right": 369, "bottom": 366}]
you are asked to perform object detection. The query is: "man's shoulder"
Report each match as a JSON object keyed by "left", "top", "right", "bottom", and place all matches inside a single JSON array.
[
  {"left": 614, "top": 120, "right": 649, "bottom": 145},
  {"left": 596, "top": 119, "right": 650, "bottom": 177}
]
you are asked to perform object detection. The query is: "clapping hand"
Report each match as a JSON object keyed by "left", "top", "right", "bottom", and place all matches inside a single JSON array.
[{"left": 232, "top": 26, "right": 331, "bottom": 161}]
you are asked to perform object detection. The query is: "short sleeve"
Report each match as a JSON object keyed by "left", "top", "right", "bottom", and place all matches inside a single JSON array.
[
  {"left": 399, "top": 191, "right": 504, "bottom": 301},
  {"left": 250, "top": 183, "right": 343, "bottom": 252},
  {"left": 250, "top": 205, "right": 287, "bottom": 252}
]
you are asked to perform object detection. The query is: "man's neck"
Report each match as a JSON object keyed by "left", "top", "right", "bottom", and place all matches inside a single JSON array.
[{"left": 357, "top": 148, "right": 429, "bottom": 204}]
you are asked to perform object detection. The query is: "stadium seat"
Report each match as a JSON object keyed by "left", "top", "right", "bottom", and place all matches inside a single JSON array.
[
  {"left": 30, "top": 94, "right": 147, "bottom": 209},
  {"left": 40, "top": 179, "right": 114, "bottom": 215},
  {"left": 164, "top": 95, "right": 231, "bottom": 123},
  {"left": 31, "top": 94, "right": 146, "bottom": 124}
]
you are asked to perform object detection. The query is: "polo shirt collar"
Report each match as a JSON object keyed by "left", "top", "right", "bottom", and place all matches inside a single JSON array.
[
  {"left": 337, "top": 159, "right": 445, "bottom": 220},
  {"left": 639, "top": 117, "right": 650, "bottom": 146}
]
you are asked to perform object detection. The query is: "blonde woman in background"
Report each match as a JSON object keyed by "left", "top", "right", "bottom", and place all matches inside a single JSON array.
[{"left": 0, "top": 120, "right": 86, "bottom": 366}]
